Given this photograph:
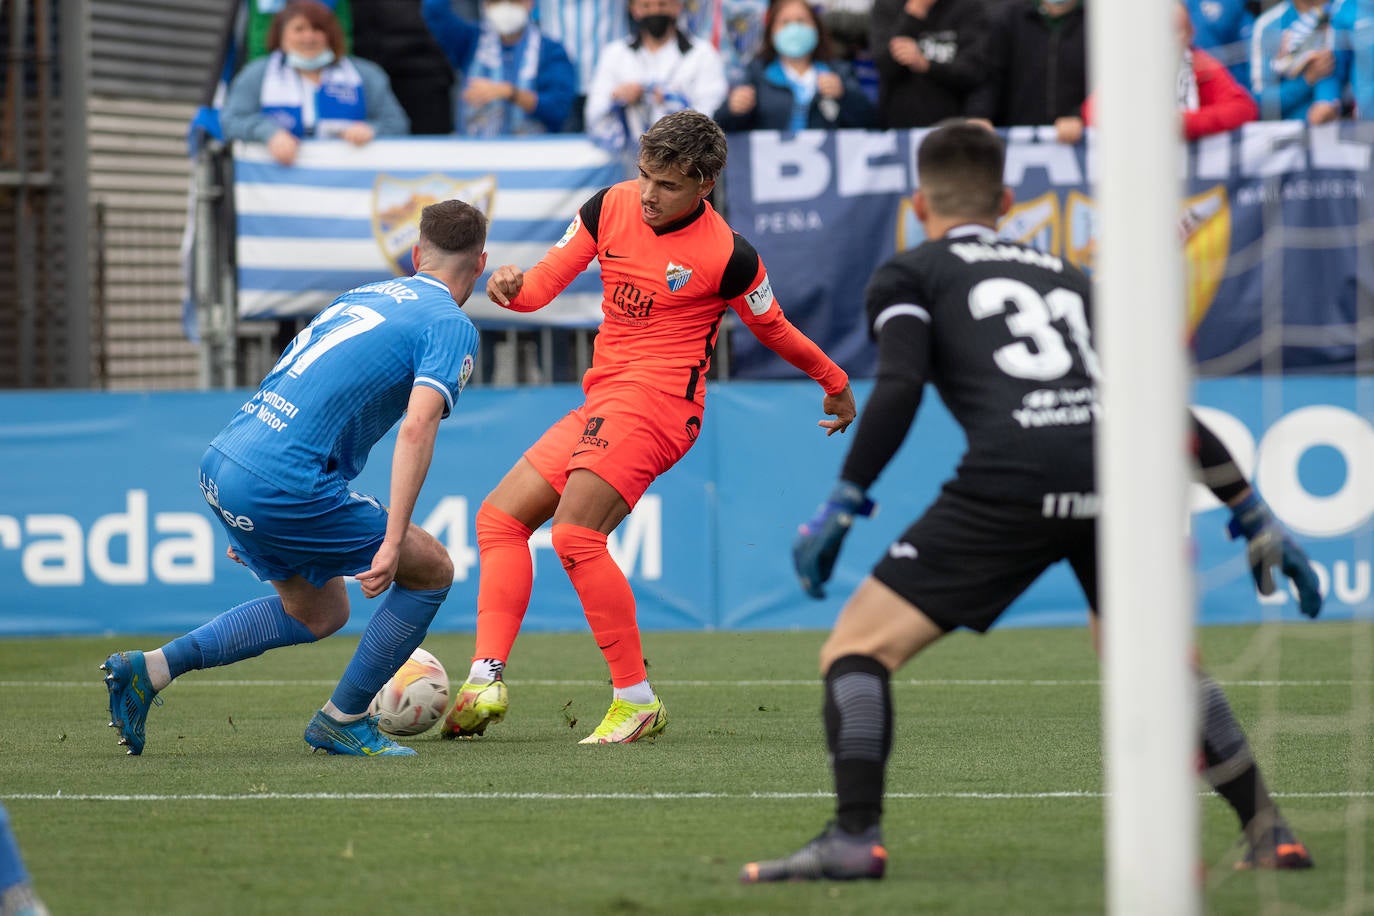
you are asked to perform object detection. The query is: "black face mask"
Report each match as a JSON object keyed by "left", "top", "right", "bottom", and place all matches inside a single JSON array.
[{"left": 636, "top": 13, "right": 674, "bottom": 38}]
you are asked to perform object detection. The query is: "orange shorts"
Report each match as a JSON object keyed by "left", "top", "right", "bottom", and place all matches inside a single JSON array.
[{"left": 523, "top": 382, "right": 703, "bottom": 509}]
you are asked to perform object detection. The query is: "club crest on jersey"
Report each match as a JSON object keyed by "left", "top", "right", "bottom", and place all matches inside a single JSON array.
[
  {"left": 665, "top": 261, "right": 692, "bottom": 292},
  {"left": 371, "top": 173, "right": 496, "bottom": 276}
]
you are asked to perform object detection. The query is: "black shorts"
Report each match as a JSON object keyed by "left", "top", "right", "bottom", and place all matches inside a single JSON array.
[{"left": 871, "top": 488, "right": 1098, "bottom": 633}]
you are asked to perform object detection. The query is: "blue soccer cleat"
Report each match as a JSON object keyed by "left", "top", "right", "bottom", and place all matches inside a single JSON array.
[
  {"left": 101, "top": 651, "right": 161, "bottom": 756},
  {"left": 304, "top": 710, "right": 417, "bottom": 757}
]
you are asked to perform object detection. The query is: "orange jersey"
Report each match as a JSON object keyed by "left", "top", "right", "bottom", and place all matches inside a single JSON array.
[{"left": 503, "top": 180, "right": 848, "bottom": 405}]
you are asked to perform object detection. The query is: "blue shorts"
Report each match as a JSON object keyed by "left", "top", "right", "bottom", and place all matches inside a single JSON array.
[{"left": 198, "top": 448, "right": 388, "bottom": 588}]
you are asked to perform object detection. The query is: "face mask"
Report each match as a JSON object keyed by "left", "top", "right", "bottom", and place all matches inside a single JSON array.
[
  {"left": 772, "top": 22, "right": 818, "bottom": 59},
  {"left": 636, "top": 13, "right": 675, "bottom": 39},
  {"left": 286, "top": 49, "right": 336, "bottom": 71},
  {"left": 484, "top": 1, "right": 529, "bottom": 35}
]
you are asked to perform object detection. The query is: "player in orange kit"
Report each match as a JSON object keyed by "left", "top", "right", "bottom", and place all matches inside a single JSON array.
[{"left": 441, "top": 109, "right": 857, "bottom": 744}]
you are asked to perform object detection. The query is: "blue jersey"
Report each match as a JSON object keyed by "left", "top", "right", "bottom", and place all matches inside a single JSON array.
[{"left": 211, "top": 273, "right": 480, "bottom": 498}]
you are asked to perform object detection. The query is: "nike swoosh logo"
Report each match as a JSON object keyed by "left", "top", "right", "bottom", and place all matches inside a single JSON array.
[
  {"left": 597, "top": 640, "right": 620, "bottom": 650},
  {"left": 572, "top": 449, "right": 593, "bottom": 457},
  {"left": 604, "top": 250, "right": 629, "bottom": 259}
]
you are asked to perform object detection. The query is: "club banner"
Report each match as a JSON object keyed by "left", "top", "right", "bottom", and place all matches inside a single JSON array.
[
  {"left": 233, "top": 136, "right": 631, "bottom": 325},
  {"left": 0, "top": 378, "right": 1368, "bottom": 636},
  {"left": 721, "top": 122, "right": 1374, "bottom": 379}
]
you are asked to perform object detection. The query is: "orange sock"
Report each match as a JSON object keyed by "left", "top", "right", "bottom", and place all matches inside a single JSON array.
[
  {"left": 472, "top": 502, "right": 535, "bottom": 663},
  {"left": 551, "top": 522, "right": 646, "bottom": 688}
]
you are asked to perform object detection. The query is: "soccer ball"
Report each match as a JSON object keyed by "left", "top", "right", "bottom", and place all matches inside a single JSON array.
[{"left": 368, "top": 647, "right": 450, "bottom": 736}]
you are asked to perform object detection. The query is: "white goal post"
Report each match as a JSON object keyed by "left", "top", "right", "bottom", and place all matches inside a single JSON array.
[{"left": 1090, "top": 2, "right": 1200, "bottom": 914}]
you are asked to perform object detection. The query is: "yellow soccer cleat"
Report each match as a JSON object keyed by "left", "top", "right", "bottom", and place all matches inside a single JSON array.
[
  {"left": 439, "top": 679, "right": 509, "bottom": 738},
  {"left": 578, "top": 697, "right": 667, "bottom": 744}
]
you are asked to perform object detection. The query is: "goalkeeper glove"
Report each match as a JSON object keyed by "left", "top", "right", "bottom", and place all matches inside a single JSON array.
[
  {"left": 793, "top": 481, "right": 875, "bottom": 599},
  {"left": 1227, "top": 491, "right": 1323, "bottom": 618}
]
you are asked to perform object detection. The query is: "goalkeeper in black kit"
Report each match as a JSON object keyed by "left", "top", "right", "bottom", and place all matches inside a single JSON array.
[{"left": 741, "top": 121, "right": 1322, "bottom": 883}]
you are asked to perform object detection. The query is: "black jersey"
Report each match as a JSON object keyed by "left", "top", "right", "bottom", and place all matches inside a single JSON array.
[{"left": 842, "top": 224, "right": 1099, "bottom": 506}]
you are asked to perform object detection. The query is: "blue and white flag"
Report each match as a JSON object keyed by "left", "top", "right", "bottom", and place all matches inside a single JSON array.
[{"left": 233, "top": 135, "right": 630, "bottom": 326}]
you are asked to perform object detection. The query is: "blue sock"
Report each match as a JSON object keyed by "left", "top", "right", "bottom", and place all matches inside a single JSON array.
[
  {"left": 0, "top": 804, "right": 30, "bottom": 892},
  {"left": 160, "top": 595, "right": 317, "bottom": 679},
  {"left": 329, "top": 585, "right": 448, "bottom": 716}
]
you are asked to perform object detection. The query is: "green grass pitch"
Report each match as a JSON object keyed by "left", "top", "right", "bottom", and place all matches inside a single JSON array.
[{"left": 2, "top": 622, "right": 1369, "bottom": 915}]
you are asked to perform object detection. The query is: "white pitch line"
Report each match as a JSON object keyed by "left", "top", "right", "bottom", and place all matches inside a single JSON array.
[
  {"left": 3, "top": 790, "right": 1372, "bottom": 802},
  {"left": 8, "top": 678, "right": 1370, "bottom": 689}
]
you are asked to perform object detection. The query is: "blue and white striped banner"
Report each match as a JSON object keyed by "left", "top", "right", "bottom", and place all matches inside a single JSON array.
[{"left": 233, "top": 136, "right": 631, "bottom": 325}]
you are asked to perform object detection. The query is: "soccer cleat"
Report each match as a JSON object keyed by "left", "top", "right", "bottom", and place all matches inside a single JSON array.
[
  {"left": 740, "top": 822, "right": 887, "bottom": 883},
  {"left": 101, "top": 651, "right": 162, "bottom": 756},
  {"left": 303, "top": 710, "right": 417, "bottom": 757},
  {"left": 1236, "top": 812, "right": 1314, "bottom": 870},
  {"left": 577, "top": 696, "right": 667, "bottom": 744},
  {"left": 439, "top": 679, "right": 509, "bottom": 738}
]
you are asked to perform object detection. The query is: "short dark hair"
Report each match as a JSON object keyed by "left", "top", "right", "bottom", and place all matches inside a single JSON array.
[
  {"left": 917, "top": 121, "right": 1006, "bottom": 221},
  {"left": 419, "top": 199, "right": 488, "bottom": 255},
  {"left": 638, "top": 110, "right": 728, "bottom": 184},
  {"left": 267, "top": 0, "right": 347, "bottom": 60}
]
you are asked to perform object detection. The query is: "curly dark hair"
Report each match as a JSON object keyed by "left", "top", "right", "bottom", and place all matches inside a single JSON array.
[{"left": 638, "top": 110, "right": 729, "bottom": 183}]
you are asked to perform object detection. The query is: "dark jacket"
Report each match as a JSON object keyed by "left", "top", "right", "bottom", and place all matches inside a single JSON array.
[
  {"left": 868, "top": 0, "right": 989, "bottom": 128},
  {"left": 965, "top": 0, "right": 1088, "bottom": 126},
  {"left": 351, "top": 0, "right": 456, "bottom": 134},
  {"left": 713, "top": 58, "right": 877, "bottom": 132}
]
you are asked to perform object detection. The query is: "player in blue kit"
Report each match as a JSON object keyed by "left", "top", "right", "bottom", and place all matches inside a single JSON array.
[{"left": 101, "top": 199, "right": 486, "bottom": 758}]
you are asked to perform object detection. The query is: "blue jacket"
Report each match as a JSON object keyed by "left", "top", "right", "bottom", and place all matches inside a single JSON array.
[
  {"left": 220, "top": 55, "right": 410, "bottom": 142},
  {"left": 421, "top": 0, "right": 576, "bottom": 133},
  {"left": 1250, "top": 0, "right": 1351, "bottom": 120},
  {"left": 712, "top": 58, "right": 877, "bottom": 132}
]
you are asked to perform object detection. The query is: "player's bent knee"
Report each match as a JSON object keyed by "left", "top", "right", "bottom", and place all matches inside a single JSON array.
[{"left": 396, "top": 524, "right": 455, "bottom": 590}]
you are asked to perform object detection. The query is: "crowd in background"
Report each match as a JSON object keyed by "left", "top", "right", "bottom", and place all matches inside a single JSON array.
[{"left": 215, "top": 0, "right": 1374, "bottom": 162}]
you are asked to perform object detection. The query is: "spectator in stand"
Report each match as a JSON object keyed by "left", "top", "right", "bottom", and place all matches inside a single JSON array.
[
  {"left": 714, "top": 0, "right": 877, "bottom": 131},
  {"left": 1186, "top": 0, "right": 1256, "bottom": 88},
  {"left": 584, "top": 0, "right": 729, "bottom": 151},
  {"left": 1082, "top": 1, "right": 1258, "bottom": 140},
  {"left": 1250, "top": 0, "right": 1350, "bottom": 124},
  {"left": 247, "top": 0, "right": 353, "bottom": 61},
  {"left": 869, "top": 0, "right": 988, "bottom": 128},
  {"left": 1349, "top": 0, "right": 1374, "bottom": 118},
  {"left": 352, "top": 0, "right": 458, "bottom": 134},
  {"left": 965, "top": 0, "right": 1087, "bottom": 144},
  {"left": 221, "top": 0, "right": 410, "bottom": 166},
  {"left": 532, "top": 0, "right": 632, "bottom": 130},
  {"left": 821, "top": 0, "right": 881, "bottom": 104},
  {"left": 422, "top": 0, "right": 577, "bottom": 135}
]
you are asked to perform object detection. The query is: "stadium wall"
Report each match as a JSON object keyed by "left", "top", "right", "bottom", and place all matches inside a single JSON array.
[{"left": 0, "top": 377, "right": 1367, "bottom": 636}]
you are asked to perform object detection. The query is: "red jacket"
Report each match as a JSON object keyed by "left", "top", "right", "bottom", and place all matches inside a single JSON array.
[{"left": 1082, "top": 47, "right": 1258, "bottom": 141}]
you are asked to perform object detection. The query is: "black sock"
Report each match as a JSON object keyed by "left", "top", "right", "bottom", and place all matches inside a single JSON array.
[
  {"left": 823, "top": 654, "right": 893, "bottom": 835},
  {"left": 1198, "top": 672, "right": 1272, "bottom": 829}
]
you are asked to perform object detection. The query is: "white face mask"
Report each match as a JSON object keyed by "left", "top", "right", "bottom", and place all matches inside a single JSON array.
[
  {"left": 483, "top": 2, "right": 529, "bottom": 35},
  {"left": 286, "top": 49, "right": 336, "bottom": 71}
]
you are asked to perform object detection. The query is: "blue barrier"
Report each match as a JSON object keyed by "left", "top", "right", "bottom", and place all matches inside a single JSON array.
[{"left": 0, "top": 378, "right": 1369, "bottom": 635}]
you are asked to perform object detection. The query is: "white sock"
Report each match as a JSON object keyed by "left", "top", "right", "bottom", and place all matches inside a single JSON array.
[
  {"left": 144, "top": 649, "right": 173, "bottom": 692},
  {"left": 467, "top": 658, "right": 505, "bottom": 685},
  {"left": 613, "top": 679, "right": 655, "bottom": 705},
  {"left": 321, "top": 701, "right": 366, "bottom": 723}
]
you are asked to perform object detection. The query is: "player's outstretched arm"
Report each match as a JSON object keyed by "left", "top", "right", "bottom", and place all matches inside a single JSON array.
[
  {"left": 1194, "top": 411, "right": 1322, "bottom": 617},
  {"left": 820, "top": 383, "right": 857, "bottom": 436},
  {"left": 357, "top": 386, "right": 446, "bottom": 599}
]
